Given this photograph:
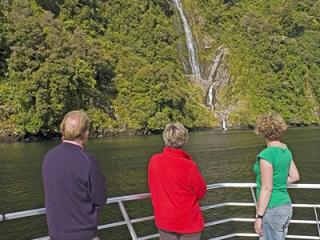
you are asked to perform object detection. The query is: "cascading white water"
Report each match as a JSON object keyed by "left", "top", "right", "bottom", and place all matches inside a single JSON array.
[
  {"left": 207, "top": 83, "right": 215, "bottom": 109},
  {"left": 173, "top": 0, "right": 201, "bottom": 78},
  {"left": 173, "top": 0, "right": 231, "bottom": 131},
  {"left": 222, "top": 118, "right": 227, "bottom": 131},
  {"left": 217, "top": 110, "right": 229, "bottom": 131}
]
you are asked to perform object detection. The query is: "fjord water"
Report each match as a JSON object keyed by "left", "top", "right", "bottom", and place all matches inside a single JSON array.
[{"left": 0, "top": 128, "right": 319, "bottom": 239}]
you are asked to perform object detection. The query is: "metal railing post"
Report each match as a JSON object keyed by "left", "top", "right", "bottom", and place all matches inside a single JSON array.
[
  {"left": 250, "top": 187, "right": 257, "bottom": 209},
  {"left": 250, "top": 186, "right": 262, "bottom": 240},
  {"left": 314, "top": 206, "right": 320, "bottom": 237},
  {"left": 118, "top": 201, "right": 138, "bottom": 240}
]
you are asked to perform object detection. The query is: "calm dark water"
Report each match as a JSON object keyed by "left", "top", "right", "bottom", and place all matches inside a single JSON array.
[{"left": 0, "top": 128, "right": 319, "bottom": 239}]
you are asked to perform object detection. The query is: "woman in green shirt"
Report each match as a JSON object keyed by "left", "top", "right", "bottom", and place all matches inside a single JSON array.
[{"left": 253, "top": 112, "right": 300, "bottom": 240}]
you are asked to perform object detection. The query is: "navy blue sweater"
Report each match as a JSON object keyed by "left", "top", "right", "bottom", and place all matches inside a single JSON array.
[{"left": 42, "top": 142, "right": 107, "bottom": 240}]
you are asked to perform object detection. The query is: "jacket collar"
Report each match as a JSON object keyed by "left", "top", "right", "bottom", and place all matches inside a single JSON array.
[{"left": 163, "top": 147, "right": 192, "bottom": 160}]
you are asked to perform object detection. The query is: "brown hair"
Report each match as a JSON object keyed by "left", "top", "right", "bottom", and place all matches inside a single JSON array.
[
  {"left": 255, "top": 112, "right": 287, "bottom": 140},
  {"left": 163, "top": 123, "right": 188, "bottom": 148},
  {"left": 60, "top": 110, "right": 90, "bottom": 141}
]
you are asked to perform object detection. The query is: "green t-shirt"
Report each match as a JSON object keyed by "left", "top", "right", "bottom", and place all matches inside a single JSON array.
[{"left": 253, "top": 146, "right": 292, "bottom": 208}]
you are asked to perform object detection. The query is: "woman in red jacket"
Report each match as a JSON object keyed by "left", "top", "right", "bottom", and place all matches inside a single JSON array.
[{"left": 148, "top": 123, "right": 207, "bottom": 240}]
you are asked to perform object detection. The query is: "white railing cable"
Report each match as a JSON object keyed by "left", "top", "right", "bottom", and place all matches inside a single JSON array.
[
  {"left": 201, "top": 202, "right": 255, "bottom": 211},
  {"left": 33, "top": 237, "right": 49, "bottom": 240},
  {"left": 1, "top": 183, "right": 320, "bottom": 240},
  {"left": 208, "top": 233, "right": 259, "bottom": 240},
  {"left": 138, "top": 233, "right": 159, "bottom": 240},
  {"left": 204, "top": 217, "right": 320, "bottom": 227},
  {"left": 2, "top": 183, "right": 320, "bottom": 222},
  {"left": 2, "top": 208, "right": 46, "bottom": 221},
  {"left": 208, "top": 233, "right": 320, "bottom": 240}
]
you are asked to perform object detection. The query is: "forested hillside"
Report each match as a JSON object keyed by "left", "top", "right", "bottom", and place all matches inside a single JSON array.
[
  {"left": 183, "top": 0, "right": 320, "bottom": 125},
  {"left": 0, "top": 0, "right": 319, "bottom": 139}
]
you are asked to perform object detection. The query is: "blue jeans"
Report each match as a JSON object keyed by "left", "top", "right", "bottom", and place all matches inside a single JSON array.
[{"left": 262, "top": 203, "right": 292, "bottom": 240}]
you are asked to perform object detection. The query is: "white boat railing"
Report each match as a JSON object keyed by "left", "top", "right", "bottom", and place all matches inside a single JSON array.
[{"left": 1, "top": 183, "right": 320, "bottom": 240}]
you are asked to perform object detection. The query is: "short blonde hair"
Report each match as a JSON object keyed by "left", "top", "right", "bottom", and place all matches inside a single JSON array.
[
  {"left": 255, "top": 112, "right": 287, "bottom": 140},
  {"left": 163, "top": 123, "right": 188, "bottom": 148},
  {"left": 60, "top": 110, "right": 90, "bottom": 141}
]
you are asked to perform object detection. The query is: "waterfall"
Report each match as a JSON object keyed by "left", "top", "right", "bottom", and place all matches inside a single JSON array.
[
  {"left": 206, "top": 83, "right": 215, "bottom": 109},
  {"left": 222, "top": 118, "right": 227, "bottom": 131},
  {"left": 173, "top": 0, "right": 201, "bottom": 78},
  {"left": 205, "top": 48, "right": 228, "bottom": 110},
  {"left": 217, "top": 110, "right": 230, "bottom": 131},
  {"left": 173, "top": 1, "right": 233, "bottom": 131}
]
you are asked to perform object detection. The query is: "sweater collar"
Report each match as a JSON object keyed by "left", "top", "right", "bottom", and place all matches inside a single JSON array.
[
  {"left": 163, "top": 147, "right": 192, "bottom": 160},
  {"left": 62, "top": 140, "right": 84, "bottom": 150}
]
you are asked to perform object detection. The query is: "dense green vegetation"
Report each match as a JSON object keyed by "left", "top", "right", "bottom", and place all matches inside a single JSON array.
[
  {"left": 0, "top": 0, "right": 214, "bottom": 138},
  {"left": 0, "top": 0, "right": 319, "bottom": 139},
  {"left": 183, "top": 0, "right": 320, "bottom": 124}
]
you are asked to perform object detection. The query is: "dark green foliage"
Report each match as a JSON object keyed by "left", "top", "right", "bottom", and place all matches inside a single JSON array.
[
  {"left": 35, "top": 0, "right": 63, "bottom": 16},
  {"left": 0, "top": 0, "right": 319, "bottom": 137},
  {"left": 102, "top": 0, "right": 213, "bottom": 131},
  {"left": 0, "top": 0, "right": 214, "bottom": 137},
  {"left": 1, "top": 0, "right": 116, "bottom": 135},
  {"left": 0, "top": 2, "right": 9, "bottom": 78}
]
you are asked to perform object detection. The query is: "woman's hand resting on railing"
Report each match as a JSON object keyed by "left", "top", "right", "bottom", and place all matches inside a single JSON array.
[{"left": 287, "top": 160, "right": 300, "bottom": 184}]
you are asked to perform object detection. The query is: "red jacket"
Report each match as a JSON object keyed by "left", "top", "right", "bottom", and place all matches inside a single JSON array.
[{"left": 148, "top": 147, "right": 207, "bottom": 234}]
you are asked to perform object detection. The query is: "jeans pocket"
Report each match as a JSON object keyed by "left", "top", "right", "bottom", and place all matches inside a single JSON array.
[
  {"left": 265, "top": 204, "right": 292, "bottom": 231},
  {"left": 271, "top": 210, "right": 292, "bottom": 233}
]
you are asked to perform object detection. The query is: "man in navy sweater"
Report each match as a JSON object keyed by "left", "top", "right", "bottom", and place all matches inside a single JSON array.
[{"left": 42, "top": 110, "right": 107, "bottom": 240}]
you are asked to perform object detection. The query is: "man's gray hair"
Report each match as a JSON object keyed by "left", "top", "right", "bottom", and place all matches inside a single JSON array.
[
  {"left": 163, "top": 123, "right": 188, "bottom": 148},
  {"left": 60, "top": 110, "right": 90, "bottom": 141}
]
